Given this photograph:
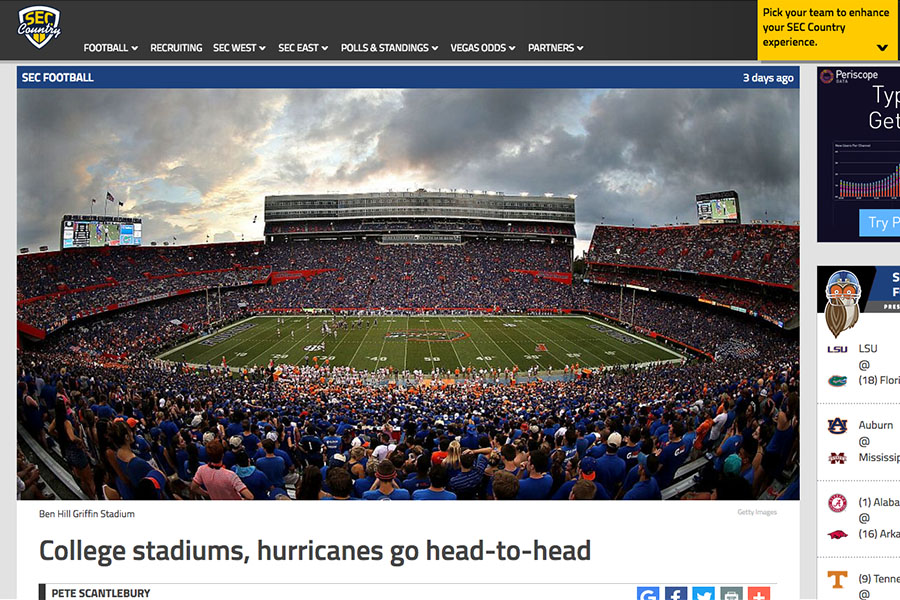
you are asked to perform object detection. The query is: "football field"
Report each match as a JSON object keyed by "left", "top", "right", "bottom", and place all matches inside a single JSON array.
[{"left": 158, "top": 314, "right": 683, "bottom": 373}]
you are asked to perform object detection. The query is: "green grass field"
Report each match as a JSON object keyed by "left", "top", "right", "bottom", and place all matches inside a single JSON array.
[{"left": 158, "top": 315, "right": 682, "bottom": 373}]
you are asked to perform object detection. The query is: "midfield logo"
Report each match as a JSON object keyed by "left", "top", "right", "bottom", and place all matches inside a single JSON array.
[
  {"left": 384, "top": 329, "right": 468, "bottom": 342},
  {"left": 829, "top": 452, "right": 847, "bottom": 464},
  {"left": 827, "top": 418, "right": 848, "bottom": 434},
  {"left": 18, "top": 5, "right": 61, "bottom": 49}
]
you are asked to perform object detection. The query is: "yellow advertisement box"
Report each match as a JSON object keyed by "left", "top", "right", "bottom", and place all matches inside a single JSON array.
[{"left": 758, "top": 0, "right": 897, "bottom": 60}]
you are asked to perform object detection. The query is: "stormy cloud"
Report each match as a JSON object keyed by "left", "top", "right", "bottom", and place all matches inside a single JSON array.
[{"left": 18, "top": 87, "right": 798, "bottom": 254}]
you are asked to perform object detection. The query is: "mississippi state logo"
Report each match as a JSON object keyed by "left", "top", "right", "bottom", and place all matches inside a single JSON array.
[
  {"left": 827, "top": 417, "right": 848, "bottom": 435},
  {"left": 18, "top": 5, "right": 61, "bottom": 49},
  {"left": 829, "top": 452, "right": 847, "bottom": 464},
  {"left": 828, "top": 493, "right": 847, "bottom": 513},
  {"left": 825, "top": 270, "right": 861, "bottom": 339}
]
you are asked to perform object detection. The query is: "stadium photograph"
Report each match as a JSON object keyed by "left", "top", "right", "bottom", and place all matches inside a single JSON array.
[{"left": 16, "top": 88, "right": 799, "bottom": 502}]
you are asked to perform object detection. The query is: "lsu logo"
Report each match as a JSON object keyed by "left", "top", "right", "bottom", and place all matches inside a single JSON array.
[
  {"left": 825, "top": 270, "right": 861, "bottom": 338},
  {"left": 18, "top": 5, "right": 61, "bottom": 49}
]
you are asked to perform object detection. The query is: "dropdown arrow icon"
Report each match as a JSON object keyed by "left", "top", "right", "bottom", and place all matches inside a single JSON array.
[{"left": 877, "top": 44, "right": 888, "bottom": 51}]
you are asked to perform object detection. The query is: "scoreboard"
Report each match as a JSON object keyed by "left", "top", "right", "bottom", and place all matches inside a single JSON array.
[
  {"left": 696, "top": 190, "right": 741, "bottom": 225},
  {"left": 60, "top": 216, "right": 142, "bottom": 249}
]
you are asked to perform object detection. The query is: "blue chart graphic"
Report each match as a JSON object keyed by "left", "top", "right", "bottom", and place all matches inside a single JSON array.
[{"left": 834, "top": 140, "right": 900, "bottom": 200}]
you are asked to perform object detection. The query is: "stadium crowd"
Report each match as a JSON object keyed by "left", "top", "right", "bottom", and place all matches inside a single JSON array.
[
  {"left": 585, "top": 267, "right": 797, "bottom": 323},
  {"left": 17, "top": 222, "right": 799, "bottom": 502},
  {"left": 17, "top": 347, "right": 798, "bottom": 501},
  {"left": 586, "top": 224, "right": 799, "bottom": 286}
]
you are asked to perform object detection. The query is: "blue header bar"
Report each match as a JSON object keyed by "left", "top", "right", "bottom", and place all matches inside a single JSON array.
[{"left": 18, "top": 66, "right": 799, "bottom": 89}]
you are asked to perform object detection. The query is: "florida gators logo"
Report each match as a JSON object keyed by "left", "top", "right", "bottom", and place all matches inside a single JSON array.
[
  {"left": 18, "top": 6, "right": 61, "bottom": 49},
  {"left": 384, "top": 329, "right": 469, "bottom": 342}
]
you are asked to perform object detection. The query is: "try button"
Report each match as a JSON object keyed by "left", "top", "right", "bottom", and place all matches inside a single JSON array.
[{"left": 859, "top": 209, "right": 900, "bottom": 236}]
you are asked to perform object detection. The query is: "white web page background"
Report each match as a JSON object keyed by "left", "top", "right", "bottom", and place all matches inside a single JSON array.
[{"left": 5, "top": 60, "right": 812, "bottom": 600}]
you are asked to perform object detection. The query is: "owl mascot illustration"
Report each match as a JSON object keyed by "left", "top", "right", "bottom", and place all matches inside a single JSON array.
[{"left": 825, "top": 270, "right": 861, "bottom": 338}]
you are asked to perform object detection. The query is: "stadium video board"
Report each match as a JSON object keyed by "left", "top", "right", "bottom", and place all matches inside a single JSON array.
[
  {"left": 695, "top": 190, "right": 740, "bottom": 224},
  {"left": 60, "top": 216, "right": 142, "bottom": 249}
]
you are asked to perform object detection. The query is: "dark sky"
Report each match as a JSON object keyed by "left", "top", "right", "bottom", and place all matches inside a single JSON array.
[{"left": 18, "top": 88, "right": 799, "bottom": 254}]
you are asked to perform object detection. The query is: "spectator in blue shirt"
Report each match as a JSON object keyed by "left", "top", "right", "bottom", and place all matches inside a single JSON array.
[
  {"left": 255, "top": 438, "right": 286, "bottom": 488},
  {"left": 322, "top": 466, "right": 356, "bottom": 500},
  {"left": 362, "top": 460, "right": 409, "bottom": 500},
  {"left": 596, "top": 432, "right": 627, "bottom": 498},
  {"left": 448, "top": 448, "right": 491, "bottom": 499},
  {"left": 490, "top": 470, "right": 519, "bottom": 500},
  {"left": 413, "top": 464, "right": 457, "bottom": 500},
  {"left": 517, "top": 450, "right": 553, "bottom": 500},
  {"left": 623, "top": 454, "right": 662, "bottom": 500}
]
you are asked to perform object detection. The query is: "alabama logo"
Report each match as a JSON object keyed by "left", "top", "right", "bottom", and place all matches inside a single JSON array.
[
  {"left": 18, "top": 5, "right": 61, "bottom": 49},
  {"left": 825, "top": 270, "right": 861, "bottom": 339}
]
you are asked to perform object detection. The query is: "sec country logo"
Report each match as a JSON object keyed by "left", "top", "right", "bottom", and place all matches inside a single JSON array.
[
  {"left": 828, "top": 375, "right": 848, "bottom": 387},
  {"left": 827, "top": 417, "right": 848, "bottom": 434},
  {"left": 17, "top": 5, "right": 61, "bottom": 49},
  {"left": 829, "top": 493, "right": 847, "bottom": 513},
  {"left": 825, "top": 270, "right": 861, "bottom": 339}
]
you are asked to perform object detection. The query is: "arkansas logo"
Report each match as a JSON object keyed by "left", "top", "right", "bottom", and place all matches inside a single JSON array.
[
  {"left": 384, "top": 329, "right": 469, "bottom": 342},
  {"left": 18, "top": 5, "right": 61, "bottom": 49}
]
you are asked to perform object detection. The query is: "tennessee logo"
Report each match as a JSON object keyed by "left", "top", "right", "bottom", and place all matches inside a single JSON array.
[
  {"left": 828, "top": 375, "right": 847, "bottom": 387},
  {"left": 829, "top": 452, "right": 847, "bottom": 464},
  {"left": 827, "top": 530, "right": 848, "bottom": 539},
  {"left": 827, "top": 418, "right": 848, "bottom": 434},
  {"left": 535, "top": 344, "right": 547, "bottom": 352},
  {"left": 18, "top": 5, "right": 61, "bottom": 49}
]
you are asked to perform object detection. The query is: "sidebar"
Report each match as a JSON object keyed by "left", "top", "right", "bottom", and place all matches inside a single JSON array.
[{"left": 817, "top": 265, "right": 900, "bottom": 600}]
